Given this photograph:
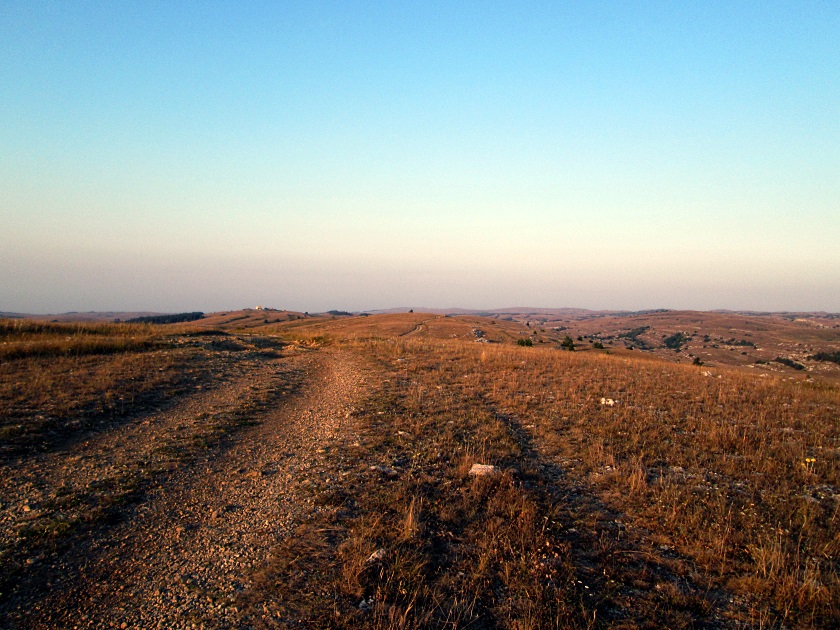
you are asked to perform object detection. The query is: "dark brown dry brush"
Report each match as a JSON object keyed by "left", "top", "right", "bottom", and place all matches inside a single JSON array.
[
  {"left": 0, "top": 350, "right": 192, "bottom": 455},
  {"left": 0, "top": 324, "right": 294, "bottom": 458}
]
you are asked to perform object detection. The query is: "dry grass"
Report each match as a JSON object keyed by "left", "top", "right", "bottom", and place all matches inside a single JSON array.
[
  {"left": 0, "top": 319, "right": 157, "bottom": 359},
  {"left": 437, "top": 339, "right": 838, "bottom": 625},
  {"left": 0, "top": 349, "right": 203, "bottom": 454},
  {"left": 0, "top": 320, "right": 263, "bottom": 457},
  {"left": 4, "top": 315, "right": 837, "bottom": 626},
  {"left": 246, "top": 333, "right": 839, "bottom": 627}
]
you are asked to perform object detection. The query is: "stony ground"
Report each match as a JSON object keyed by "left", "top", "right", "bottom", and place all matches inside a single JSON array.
[{"left": 0, "top": 347, "right": 369, "bottom": 629}]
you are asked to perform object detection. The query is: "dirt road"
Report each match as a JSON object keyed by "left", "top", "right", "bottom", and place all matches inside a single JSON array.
[{"left": 1, "top": 349, "right": 368, "bottom": 629}]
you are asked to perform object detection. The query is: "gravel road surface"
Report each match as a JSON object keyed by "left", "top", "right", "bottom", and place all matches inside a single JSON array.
[{"left": 1, "top": 349, "right": 367, "bottom": 629}]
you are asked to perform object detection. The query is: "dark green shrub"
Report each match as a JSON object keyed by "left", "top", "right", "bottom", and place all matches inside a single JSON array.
[
  {"left": 125, "top": 312, "right": 203, "bottom": 324},
  {"left": 809, "top": 351, "right": 840, "bottom": 365},
  {"left": 663, "top": 332, "right": 688, "bottom": 350},
  {"left": 774, "top": 357, "right": 805, "bottom": 370}
]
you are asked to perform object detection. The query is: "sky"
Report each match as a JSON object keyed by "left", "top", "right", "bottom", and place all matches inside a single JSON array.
[{"left": 1, "top": 1, "right": 838, "bottom": 313}]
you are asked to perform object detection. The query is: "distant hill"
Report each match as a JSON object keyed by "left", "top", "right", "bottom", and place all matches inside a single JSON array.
[
  {"left": 365, "top": 307, "right": 840, "bottom": 321},
  {"left": 365, "top": 306, "right": 598, "bottom": 317},
  {"left": 197, "top": 309, "right": 311, "bottom": 329},
  {"left": 711, "top": 309, "right": 840, "bottom": 319},
  {"left": 0, "top": 311, "right": 164, "bottom": 322},
  {"left": 5, "top": 307, "right": 837, "bottom": 325},
  {"left": 364, "top": 307, "right": 672, "bottom": 319}
]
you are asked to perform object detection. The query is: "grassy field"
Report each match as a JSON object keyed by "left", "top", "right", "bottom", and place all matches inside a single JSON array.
[
  {"left": 2, "top": 313, "right": 838, "bottom": 627},
  {"left": 241, "top": 324, "right": 838, "bottom": 628}
]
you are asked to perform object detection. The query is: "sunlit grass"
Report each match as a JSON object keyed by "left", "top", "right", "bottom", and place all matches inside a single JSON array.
[
  {"left": 0, "top": 319, "right": 156, "bottom": 359},
  {"left": 257, "top": 333, "right": 838, "bottom": 626}
]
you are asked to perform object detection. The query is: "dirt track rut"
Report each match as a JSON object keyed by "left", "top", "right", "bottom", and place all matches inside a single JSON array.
[{"left": 2, "top": 349, "right": 367, "bottom": 629}]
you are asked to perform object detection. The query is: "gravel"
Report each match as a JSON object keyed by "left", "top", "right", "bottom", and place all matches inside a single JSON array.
[{"left": 1, "top": 349, "right": 367, "bottom": 629}]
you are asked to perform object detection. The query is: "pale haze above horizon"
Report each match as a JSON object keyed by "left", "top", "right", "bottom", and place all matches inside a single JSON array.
[{"left": 2, "top": 1, "right": 838, "bottom": 314}]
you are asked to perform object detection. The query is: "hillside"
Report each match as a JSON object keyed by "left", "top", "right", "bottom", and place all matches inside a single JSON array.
[{"left": 0, "top": 313, "right": 838, "bottom": 627}]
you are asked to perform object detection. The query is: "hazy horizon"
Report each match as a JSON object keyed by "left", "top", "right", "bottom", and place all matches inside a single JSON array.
[
  {"left": 5, "top": 301, "right": 840, "bottom": 318},
  {"left": 3, "top": 2, "right": 838, "bottom": 314}
]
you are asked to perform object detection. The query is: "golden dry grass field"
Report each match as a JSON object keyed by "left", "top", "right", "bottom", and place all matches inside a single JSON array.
[{"left": 1, "top": 312, "right": 838, "bottom": 628}]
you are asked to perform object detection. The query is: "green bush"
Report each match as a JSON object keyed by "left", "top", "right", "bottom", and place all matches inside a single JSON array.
[
  {"left": 663, "top": 332, "right": 688, "bottom": 350},
  {"left": 809, "top": 351, "right": 840, "bottom": 365},
  {"left": 126, "top": 312, "right": 203, "bottom": 324},
  {"left": 774, "top": 357, "right": 805, "bottom": 370}
]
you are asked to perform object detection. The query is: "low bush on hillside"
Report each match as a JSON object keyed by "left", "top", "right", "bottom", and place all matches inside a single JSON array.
[
  {"left": 663, "top": 332, "right": 689, "bottom": 350},
  {"left": 774, "top": 356, "right": 805, "bottom": 370},
  {"left": 810, "top": 351, "right": 840, "bottom": 366},
  {"left": 619, "top": 326, "right": 649, "bottom": 340},
  {"left": 125, "top": 312, "right": 204, "bottom": 324},
  {"left": 724, "top": 338, "right": 756, "bottom": 348}
]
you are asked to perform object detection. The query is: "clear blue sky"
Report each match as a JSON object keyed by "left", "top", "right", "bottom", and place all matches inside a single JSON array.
[{"left": 2, "top": 1, "right": 838, "bottom": 313}]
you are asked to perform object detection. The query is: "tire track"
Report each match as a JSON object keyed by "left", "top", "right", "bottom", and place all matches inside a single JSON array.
[{"left": 4, "top": 350, "right": 368, "bottom": 629}]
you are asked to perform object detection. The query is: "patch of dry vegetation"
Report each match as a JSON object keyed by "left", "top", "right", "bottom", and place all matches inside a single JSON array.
[
  {"left": 0, "top": 351, "right": 186, "bottom": 451},
  {"left": 248, "top": 335, "right": 839, "bottom": 627},
  {"left": 0, "top": 320, "right": 157, "bottom": 360},
  {"left": 0, "top": 320, "right": 286, "bottom": 457},
  {"left": 0, "top": 320, "right": 193, "bottom": 455},
  {"left": 475, "top": 342, "right": 839, "bottom": 626}
]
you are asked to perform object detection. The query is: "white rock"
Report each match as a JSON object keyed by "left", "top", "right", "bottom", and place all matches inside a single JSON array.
[
  {"left": 468, "top": 463, "right": 500, "bottom": 477},
  {"left": 369, "top": 465, "right": 399, "bottom": 478}
]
